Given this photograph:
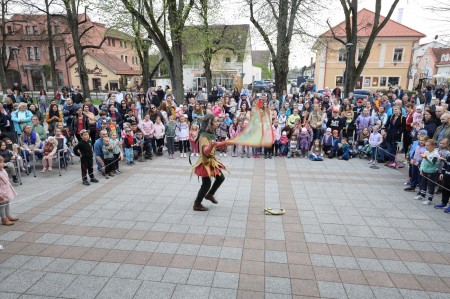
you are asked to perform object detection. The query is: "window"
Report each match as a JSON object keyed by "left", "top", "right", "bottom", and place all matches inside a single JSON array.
[
  {"left": 54, "top": 25, "right": 61, "bottom": 34},
  {"left": 8, "top": 47, "right": 15, "bottom": 60},
  {"left": 25, "top": 26, "right": 32, "bottom": 35},
  {"left": 6, "top": 26, "right": 12, "bottom": 33},
  {"left": 34, "top": 47, "right": 40, "bottom": 60},
  {"left": 124, "top": 41, "right": 126, "bottom": 48},
  {"left": 358, "top": 48, "right": 365, "bottom": 61},
  {"left": 27, "top": 47, "right": 33, "bottom": 60},
  {"left": 111, "top": 39, "right": 115, "bottom": 47},
  {"left": 338, "top": 48, "right": 346, "bottom": 62},
  {"left": 120, "top": 40, "right": 124, "bottom": 48},
  {"left": 388, "top": 77, "right": 400, "bottom": 87},
  {"left": 55, "top": 47, "right": 61, "bottom": 61},
  {"left": 225, "top": 57, "right": 231, "bottom": 63},
  {"left": 132, "top": 56, "right": 134, "bottom": 64},
  {"left": 393, "top": 48, "right": 403, "bottom": 62},
  {"left": 335, "top": 76, "right": 343, "bottom": 86},
  {"left": 57, "top": 71, "right": 64, "bottom": 86},
  {"left": 121, "top": 54, "right": 124, "bottom": 61},
  {"left": 125, "top": 56, "right": 128, "bottom": 63},
  {"left": 33, "top": 26, "right": 38, "bottom": 35},
  {"left": 380, "top": 77, "right": 387, "bottom": 86},
  {"left": 107, "top": 38, "right": 111, "bottom": 46}
]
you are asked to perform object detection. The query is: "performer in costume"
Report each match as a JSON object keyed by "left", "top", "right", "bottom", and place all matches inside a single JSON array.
[{"left": 192, "top": 114, "right": 226, "bottom": 211}]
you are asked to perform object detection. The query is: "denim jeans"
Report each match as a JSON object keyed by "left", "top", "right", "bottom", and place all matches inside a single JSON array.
[{"left": 124, "top": 147, "right": 133, "bottom": 163}]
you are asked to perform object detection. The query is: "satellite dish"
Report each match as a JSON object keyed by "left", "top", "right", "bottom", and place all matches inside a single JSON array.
[{"left": 435, "top": 35, "right": 438, "bottom": 40}]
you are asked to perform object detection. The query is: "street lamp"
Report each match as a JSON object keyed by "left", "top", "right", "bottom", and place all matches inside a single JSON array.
[
  {"left": 343, "top": 43, "right": 353, "bottom": 98},
  {"left": 10, "top": 46, "right": 21, "bottom": 88}
]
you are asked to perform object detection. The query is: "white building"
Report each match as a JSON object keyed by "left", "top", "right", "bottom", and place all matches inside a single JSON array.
[
  {"left": 182, "top": 24, "right": 260, "bottom": 93},
  {"left": 409, "top": 41, "right": 447, "bottom": 90}
]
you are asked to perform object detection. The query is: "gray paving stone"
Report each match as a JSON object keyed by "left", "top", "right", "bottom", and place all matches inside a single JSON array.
[
  {"left": 1, "top": 255, "right": 33, "bottom": 269},
  {"left": 0, "top": 231, "right": 25, "bottom": 241},
  {"left": 66, "top": 260, "right": 98, "bottom": 275},
  {"left": 113, "top": 264, "right": 144, "bottom": 279},
  {"left": 137, "top": 266, "right": 167, "bottom": 281},
  {"left": 94, "top": 237, "right": 120, "bottom": 249},
  {"left": 356, "top": 258, "right": 385, "bottom": 272},
  {"left": 212, "top": 272, "right": 239, "bottom": 289},
  {"left": 404, "top": 261, "right": 437, "bottom": 276},
  {"left": 21, "top": 257, "right": 55, "bottom": 271},
  {"left": 220, "top": 247, "right": 242, "bottom": 260},
  {"left": 43, "top": 258, "right": 77, "bottom": 273},
  {"left": 317, "top": 281, "right": 347, "bottom": 299},
  {"left": 265, "top": 277, "right": 291, "bottom": 295},
  {"left": 177, "top": 244, "right": 201, "bottom": 256},
  {"left": 0, "top": 292, "right": 20, "bottom": 299},
  {"left": 198, "top": 245, "right": 222, "bottom": 258},
  {"left": 134, "top": 281, "right": 176, "bottom": 299},
  {"left": 96, "top": 277, "right": 142, "bottom": 299},
  {"left": 344, "top": 283, "right": 375, "bottom": 299},
  {"left": 264, "top": 293, "right": 292, "bottom": 299},
  {"left": 171, "top": 284, "right": 211, "bottom": 299},
  {"left": 0, "top": 268, "right": 15, "bottom": 282},
  {"left": 26, "top": 272, "right": 76, "bottom": 297},
  {"left": 0, "top": 270, "right": 45, "bottom": 293},
  {"left": 155, "top": 242, "right": 180, "bottom": 254},
  {"left": 265, "top": 251, "right": 288, "bottom": 264},
  {"left": 371, "top": 286, "right": 402, "bottom": 299},
  {"left": 113, "top": 239, "right": 139, "bottom": 251},
  {"left": 162, "top": 268, "right": 191, "bottom": 284},
  {"left": 76, "top": 236, "right": 100, "bottom": 247},
  {"left": 399, "top": 289, "right": 431, "bottom": 299},
  {"left": 310, "top": 254, "right": 335, "bottom": 268},
  {"left": 379, "top": 260, "right": 410, "bottom": 274},
  {"left": 209, "top": 288, "right": 237, "bottom": 299},
  {"left": 89, "top": 262, "right": 120, "bottom": 277},
  {"left": 333, "top": 256, "right": 360, "bottom": 270},
  {"left": 187, "top": 270, "right": 215, "bottom": 287},
  {"left": 34, "top": 233, "right": 62, "bottom": 244},
  {"left": 135, "top": 240, "right": 159, "bottom": 252}
]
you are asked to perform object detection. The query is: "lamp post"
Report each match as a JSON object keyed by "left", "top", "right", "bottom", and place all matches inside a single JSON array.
[
  {"left": 10, "top": 46, "right": 21, "bottom": 88},
  {"left": 240, "top": 72, "right": 245, "bottom": 91},
  {"left": 343, "top": 43, "right": 353, "bottom": 98}
]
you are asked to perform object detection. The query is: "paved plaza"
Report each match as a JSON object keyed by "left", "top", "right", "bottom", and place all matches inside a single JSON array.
[{"left": 1, "top": 156, "right": 450, "bottom": 298}]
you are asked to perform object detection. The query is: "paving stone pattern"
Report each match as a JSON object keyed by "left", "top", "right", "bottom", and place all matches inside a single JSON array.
[{"left": 1, "top": 156, "right": 450, "bottom": 298}]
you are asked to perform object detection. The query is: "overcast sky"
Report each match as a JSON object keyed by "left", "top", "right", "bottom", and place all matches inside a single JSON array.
[{"left": 220, "top": 0, "right": 449, "bottom": 68}]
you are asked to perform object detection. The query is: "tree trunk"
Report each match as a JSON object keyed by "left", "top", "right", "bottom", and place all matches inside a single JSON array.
[
  {"left": 171, "top": 40, "right": 184, "bottom": 103},
  {"left": 273, "top": 45, "right": 289, "bottom": 95},
  {"left": 0, "top": 0, "right": 8, "bottom": 92},
  {"left": 64, "top": 0, "right": 90, "bottom": 98},
  {"left": 141, "top": 48, "right": 150, "bottom": 91},
  {"left": 204, "top": 58, "right": 212, "bottom": 97},
  {"left": 45, "top": 0, "right": 58, "bottom": 92}
]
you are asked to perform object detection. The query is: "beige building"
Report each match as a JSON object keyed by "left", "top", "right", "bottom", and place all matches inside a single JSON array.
[{"left": 314, "top": 9, "right": 425, "bottom": 91}]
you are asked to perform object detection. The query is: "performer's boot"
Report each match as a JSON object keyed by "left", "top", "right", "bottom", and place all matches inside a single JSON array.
[
  {"left": 205, "top": 194, "right": 218, "bottom": 204},
  {"left": 193, "top": 203, "right": 209, "bottom": 211}
]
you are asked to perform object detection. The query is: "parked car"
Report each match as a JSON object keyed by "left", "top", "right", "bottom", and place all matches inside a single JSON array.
[
  {"left": 353, "top": 89, "right": 371, "bottom": 96},
  {"left": 248, "top": 81, "right": 268, "bottom": 93}
]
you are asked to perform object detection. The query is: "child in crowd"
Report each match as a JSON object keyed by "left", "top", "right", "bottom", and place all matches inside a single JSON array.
[
  {"left": 328, "top": 130, "right": 340, "bottom": 159},
  {"left": 404, "top": 135, "right": 428, "bottom": 192},
  {"left": 378, "top": 128, "right": 388, "bottom": 162},
  {"left": 436, "top": 138, "right": 450, "bottom": 212},
  {"left": 287, "top": 134, "right": 298, "bottom": 158},
  {"left": 278, "top": 108, "right": 287, "bottom": 129},
  {"left": 272, "top": 119, "right": 281, "bottom": 157},
  {"left": 356, "top": 127, "right": 370, "bottom": 155},
  {"left": 123, "top": 128, "right": 135, "bottom": 165},
  {"left": 241, "top": 120, "right": 251, "bottom": 158},
  {"left": 412, "top": 105, "right": 423, "bottom": 131},
  {"left": 0, "top": 141, "right": 19, "bottom": 183},
  {"left": 110, "top": 132, "right": 122, "bottom": 174},
  {"left": 216, "top": 115, "right": 229, "bottom": 157},
  {"left": 309, "top": 139, "right": 323, "bottom": 161},
  {"left": 73, "top": 129, "right": 99, "bottom": 186},
  {"left": 0, "top": 156, "right": 18, "bottom": 225},
  {"left": 338, "top": 137, "right": 351, "bottom": 160},
  {"left": 298, "top": 128, "right": 310, "bottom": 158},
  {"left": 342, "top": 111, "right": 356, "bottom": 142},
  {"left": 322, "top": 128, "right": 333, "bottom": 156},
  {"left": 415, "top": 139, "right": 440, "bottom": 205},
  {"left": 279, "top": 131, "right": 289, "bottom": 157},
  {"left": 229, "top": 119, "right": 240, "bottom": 157},
  {"left": 165, "top": 115, "right": 177, "bottom": 159},
  {"left": 177, "top": 115, "right": 190, "bottom": 158},
  {"left": 368, "top": 126, "right": 382, "bottom": 165},
  {"left": 189, "top": 123, "right": 200, "bottom": 157},
  {"left": 102, "top": 136, "right": 115, "bottom": 176},
  {"left": 154, "top": 116, "right": 165, "bottom": 156},
  {"left": 41, "top": 137, "right": 57, "bottom": 173},
  {"left": 435, "top": 138, "right": 450, "bottom": 198},
  {"left": 133, "top": 131, "right": 145, "bottom": 161}
]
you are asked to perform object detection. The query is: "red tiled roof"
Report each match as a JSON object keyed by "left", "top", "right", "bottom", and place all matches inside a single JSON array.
[
  {"left": 432, "top": 48, "right": 450, "bottom": 65},
  {"left": 91, "top": 53, "right": 141, "bottom": 75},
  {"left": 321, "top": 8, "right": 425, "bottom": 38}
]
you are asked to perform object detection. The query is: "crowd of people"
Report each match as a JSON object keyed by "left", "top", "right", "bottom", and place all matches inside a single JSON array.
[{"left": 0, "top": 82, "right": 450, "bottom": 223}]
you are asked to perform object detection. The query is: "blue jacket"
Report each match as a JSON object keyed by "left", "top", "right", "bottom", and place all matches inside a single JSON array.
[
  {"left": 11, "top": 109, "right": 33, "bottom": 134},
  {"left": 93, "top": 138, "right": 104, "bottom": 158}
]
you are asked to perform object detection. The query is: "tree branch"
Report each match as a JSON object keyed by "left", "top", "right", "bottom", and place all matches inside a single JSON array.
[
  {"left": 78, "top": 25, "right": 94, "bottom": 40},
  {"left": 326, "top": 19, "right": 346, "bottom": 46}
]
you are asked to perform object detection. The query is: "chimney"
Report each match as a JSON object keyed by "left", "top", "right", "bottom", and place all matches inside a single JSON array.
[{"left": 397, "top": 8, "right": 404, "bottom": 23}]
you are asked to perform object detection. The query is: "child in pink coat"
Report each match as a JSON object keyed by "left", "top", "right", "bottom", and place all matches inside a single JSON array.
[{"left": 0, "top": 156, "right": 18, "bottom": 225}]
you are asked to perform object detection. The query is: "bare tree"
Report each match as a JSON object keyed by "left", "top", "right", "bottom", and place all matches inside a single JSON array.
[
  {"left": 121, "top": 0, "right": 194, "bottom": 102},
  {"left": 62, "top": 0, "right": 106, "bottom": 98},
  {"left": 247, "top": 0, "right": 318, "bottom": 95},
  {"left": 424, "top": 0, "right": 450, "bottom": 44},
  {"left": 327, "top": 0, "right": 400, "bottom": 94},
  {"left": 0, "top": 0, "right": 15, "bottom": 92}
]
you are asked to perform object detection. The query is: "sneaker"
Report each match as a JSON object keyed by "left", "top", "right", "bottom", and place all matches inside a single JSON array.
[
  {"left": 414, "top": 195, "right": 422, "bottom": 200},
  {"left": 196, "top": 153, "right": 199, "bottom": 157},
  {"left": 422, "top": 200, "right": 432, "bottom": 205},
  {"left": 404, "top": 187, "right": 416, "bottom": 192},
  {"left": 223, "top": 153, "right": 227, "bottom": 157},
  {"left": 90, "top": 178, "right": 99, "bottom": 183},
  {"left": 389, "top": 162, "right": 397, "bottom": 168},
  {"left": 434, "top": 203, "right": 446, "bottom": 209},
  {"left": 109, "top": 173, "right": 115, "bottom": 177},
  {"left": 82, "top": 180, "right": 90, "bottom": 186},
  {"left": 247, "top": 154, "right": 250, "bottom": 158},
  {"left": 191, "top": 153, "right": 194, "bottom": 157},
  {"left": 368, "top": 160, "right": 373, "bottom": 164},
  {"left": 404, "top": 181, "right": 411, "bottom": 185},
  {"left": 117, "top": 169, "right": 123, "bottom": 173},
  {"left": 444, "top": 206, "right": 450, "bottom": 213},
  {"left": 115, "top": 170, "right": 121, "bottom": 174}
]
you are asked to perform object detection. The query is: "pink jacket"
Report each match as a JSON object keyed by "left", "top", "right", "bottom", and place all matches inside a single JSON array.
[
  {"left": 139, "top": 119, "right": 154, "bottom": 137},
  {"left": 272, "top": 124, "right": 281, "bottom": 141},
  {"left": 0, "top": 169, "right": 17, "bottom": 202},
  {"left": 229, "top": 125, "right": 240, "bottom": 138}
]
